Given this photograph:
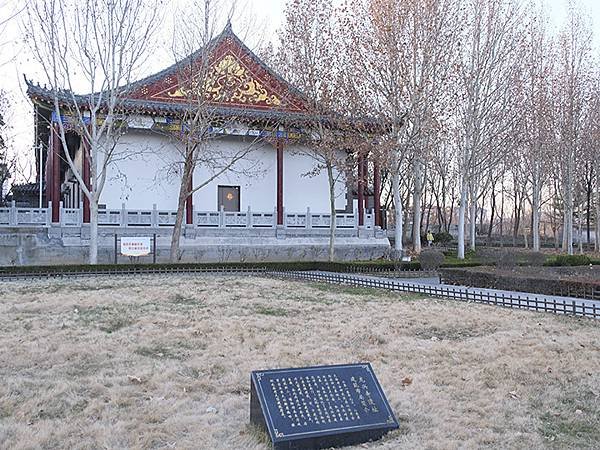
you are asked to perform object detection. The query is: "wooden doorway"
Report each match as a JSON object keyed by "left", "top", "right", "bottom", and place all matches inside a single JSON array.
[{"left": 218, "top": 185, "right": 240, "bottom": 212}]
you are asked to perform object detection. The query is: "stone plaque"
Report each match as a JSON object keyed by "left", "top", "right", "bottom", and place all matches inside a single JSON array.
[{"left": 250, "top": 363, "right": 398, "bottom": 449}]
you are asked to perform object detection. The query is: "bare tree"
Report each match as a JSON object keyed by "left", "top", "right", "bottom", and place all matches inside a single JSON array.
[
  {"left": 25, "top": 0, "right": 160, "bottom": 264},
  {"left": 166, "top": 0, "right": 268, "bottom": 261},
  {"left": 0, "top": 2, "right": 26, "bottom": 67},
  {"left": 0, "top": 90, "right": 10, "bottom": 202},
  {"left": 453, "top": 0, "right": 522, "bottom": 259},
  {"left": 553, "top": 2, "right": 593, "bottom": 255},
  {"left": 523, "top": 12, "right": 555, "bottom": 252},
  {"left": 275, "top": 0, "right": 353, "bottom": 261}
]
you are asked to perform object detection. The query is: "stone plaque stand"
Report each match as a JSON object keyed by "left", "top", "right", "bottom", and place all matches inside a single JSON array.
[{"left": 250, "top": 363, "right": 398, "bottom": 449}]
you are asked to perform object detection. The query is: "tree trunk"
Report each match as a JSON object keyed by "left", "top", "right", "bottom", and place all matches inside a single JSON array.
[
  {"left": 586, "top": 177, "right": 592, "bottom": 246},
  {"left": 564, "top": 158, "right": 574, "bottom": 255},
  {"left": 578, "top": 204, "right": 583, "bottom": 255},
  {"left": 447, "top": 195, "right": 454, "bottom": 233},
  {"left": 392, "top": 168, "right": 403, "bottom": 255},
  {"left": 469, "top": 198, "right": 477, "bottom": 251},
  {"left": 566, "top": 194, "right": 574, "bottom": 256},
  {"left": 327, "top": 161, "right": 336, "bottom": 262},
  {"left": 457, "top": 180, "right": 467, "bottom": 259},
  {"left": 499, "top": 185, "right": 505, "bottom": 248},
  {"left": 170, "top": 153, "right": 193, "bottom": 262},
  {"left": 562, "top": 207, "right": 569, "bottom": 252},
  {"left": 89, "top": 199, "right": 99, "bottom": 264},
  {"left": 425, "top": 198, "right": 432, "bottom": 234},
  {"left": 512, "top": 191, "right": 520, "bottom": 247},
  {"left": 532, "top": 175, "right": 541, "bottom": 252},
  {"left": 479, "top": 193, "right": 485, "bottom": 231},
  {"left": 596, "top": 159, "right": 600, "bottom": 252},
  {"left": 412, "top": 159, "right": 423, "bottom": 254},
  {"left": 487, "top": 188, "right": 496, "bottom": 243},
  {"left": 403, "top": 190, "right": 411, "bottom": 242}
]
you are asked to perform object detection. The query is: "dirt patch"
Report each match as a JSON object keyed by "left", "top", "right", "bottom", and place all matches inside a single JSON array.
[{"left": 0, "top": 274, "right": 598, "bottom": 449}]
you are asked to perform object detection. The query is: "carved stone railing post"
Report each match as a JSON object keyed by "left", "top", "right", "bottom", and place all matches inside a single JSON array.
[
  {"left": 306, "top": 207, "right": 311, "bottom": 229},
  {"left": 10, "top": 200, "right": 16, "bottom": 226},
  {"left": 46, "top": 201, "right": 52, "bottom": 226},
  {"left": 152, "top": 203, "right": 158, "bottom": 227},
  {"left": 121, "top": 202, "right": 126, "bottom": 227},
  {"left": 247, "top": 205, "right": 252, "bottom": 228}
]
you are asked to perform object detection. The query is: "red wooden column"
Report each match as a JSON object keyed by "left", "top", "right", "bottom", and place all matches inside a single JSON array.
[
  {"left": 186, "top": 171, "right": 193, "bottom": 225},
  {"left": 51, "top": 124, "right": 61, "bottom": 223},
  {"left": 374, "top": 160, "right": 381, "bottom": 227},
  {"left": 82, "top": 131, "right": 91, "bottom": 223},
  {"left": 357, "top": 152, "right": 364, "bottom": 226},
  {"left": 276, "top": 138, "right": 284, "bottom": 225},
  {"left": 45, "top": 135, "right": 53, "bottom": 208}
]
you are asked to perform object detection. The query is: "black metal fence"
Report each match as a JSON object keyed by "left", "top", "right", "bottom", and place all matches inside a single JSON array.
[
  {"left": 0, "top": 266, "right": 268, "bottom": 281},
  {"left": 2, "top": 265, "right": 598, "bottom": 320},
  {"left": 270, "top": 271, "right": 600, "bottom": 320}
]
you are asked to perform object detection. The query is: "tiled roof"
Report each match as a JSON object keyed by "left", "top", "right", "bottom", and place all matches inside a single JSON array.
[
  {"left": 25, "top": 24, "right": 385, "bottom": 131},
  {"left": 11, "top": 182, "right": 45, "bottom": 194}
]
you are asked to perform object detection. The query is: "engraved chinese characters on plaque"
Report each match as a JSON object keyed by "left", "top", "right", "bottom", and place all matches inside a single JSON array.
[{"left": 250, "top": 364, "right": 398, "bottom": 450}]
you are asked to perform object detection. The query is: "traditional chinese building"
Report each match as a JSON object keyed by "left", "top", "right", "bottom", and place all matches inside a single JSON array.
[{"left": 5, "top": 23, "right": 389, "bottom": 264}]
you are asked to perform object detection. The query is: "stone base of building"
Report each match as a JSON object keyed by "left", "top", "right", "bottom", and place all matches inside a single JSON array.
[{"left": 0, "top": 228, "right": 390, "bottom": 266}]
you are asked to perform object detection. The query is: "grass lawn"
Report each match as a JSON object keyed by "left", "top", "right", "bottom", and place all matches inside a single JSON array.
[{"left": 0, "top": 275, "right": 598, "bottom": 449}]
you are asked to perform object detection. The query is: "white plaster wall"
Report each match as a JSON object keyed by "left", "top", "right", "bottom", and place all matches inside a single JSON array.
[
  {"left": 192, "top": 137, "right": 276, "bottom": 211},
  {"left": 99, "top": 131, "right": 347, "bottom": 214},
  {"left": 283, "top": 143, "right": 347, "bottom": 213},
  {"left": 192, "top": 139, "right": 347, "bottom": 213},
  {"left": 100, "top": 131, "right": 180, "bottom": 210}
]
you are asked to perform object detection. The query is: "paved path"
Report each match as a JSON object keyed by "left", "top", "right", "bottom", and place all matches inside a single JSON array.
[{"left": 300, "top": 271, "right": 600, "bottom": 319}]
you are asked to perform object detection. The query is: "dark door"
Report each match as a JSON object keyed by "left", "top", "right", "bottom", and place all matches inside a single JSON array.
[{"left": 218, "top": 185, "right": 240, "bottom": 211}]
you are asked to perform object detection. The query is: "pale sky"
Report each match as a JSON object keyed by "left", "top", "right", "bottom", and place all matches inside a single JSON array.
[{"left": 0, "top": 0, "right": 598, "bottom": 182}]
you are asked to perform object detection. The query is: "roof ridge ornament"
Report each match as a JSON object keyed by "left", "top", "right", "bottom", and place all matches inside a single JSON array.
[{"left": 224, "top": 18, "right": 232, "bottom": 33}]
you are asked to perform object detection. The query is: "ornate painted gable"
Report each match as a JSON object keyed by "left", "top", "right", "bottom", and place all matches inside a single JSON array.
[{"left": 127, "top": 25, "right": 307, "bottom": 114}]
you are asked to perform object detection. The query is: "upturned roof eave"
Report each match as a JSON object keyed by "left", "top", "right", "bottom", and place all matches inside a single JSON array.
[{"left": 26, "top": 83, "right": 386, "bottom": 132}]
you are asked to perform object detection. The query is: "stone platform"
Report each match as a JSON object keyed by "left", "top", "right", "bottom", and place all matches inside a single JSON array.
[{"left": 0, "top": 227, "right": 390, "bottom": 266}]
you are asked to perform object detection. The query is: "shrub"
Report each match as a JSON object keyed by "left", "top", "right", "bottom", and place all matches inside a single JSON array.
[
  {"left": 433, "top": 231, "right": 453, "bottom": 245},
  {"left": 477, "top": 248, "right": 502, "bottom": 266},
  {"left": 519, "top": 252, "right": 547, "bottom": 267},
  {"left": 546, "top": 254, "right": 591, "bottom": 267},
  {"left": 419, "top": 250, "right": 445, "bottom": 271},
  {"left": 496, "top": 250, "right": 518, "bottom": 269}
]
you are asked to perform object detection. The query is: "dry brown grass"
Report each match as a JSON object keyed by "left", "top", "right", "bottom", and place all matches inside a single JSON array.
[{"left": 0, "top": 275, "right": 598, "bottom": 449}]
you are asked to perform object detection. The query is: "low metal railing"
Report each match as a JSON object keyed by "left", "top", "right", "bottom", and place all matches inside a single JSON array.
[{"left": 270, "top": 270, "right": 600, "bottom": 320}]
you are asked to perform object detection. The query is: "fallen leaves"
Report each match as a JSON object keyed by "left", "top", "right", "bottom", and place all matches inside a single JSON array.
[{"left": 127, "top": 374, "right": 143, "bottom": 384}]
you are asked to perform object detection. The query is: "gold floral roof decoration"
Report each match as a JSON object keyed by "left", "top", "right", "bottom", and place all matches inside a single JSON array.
[{"left": 161, "top": 53, "right": 282, "bottom": 107}]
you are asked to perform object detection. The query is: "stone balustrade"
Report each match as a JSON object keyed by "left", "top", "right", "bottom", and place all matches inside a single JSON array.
[{"left": 0, "top": 202, "right": 376, "bottom": 232}]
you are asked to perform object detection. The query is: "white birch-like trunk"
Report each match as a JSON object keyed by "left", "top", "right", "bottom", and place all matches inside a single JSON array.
[
  {"left": 469, "top": 198, "right": 477, "bottom": 251},
  {"left": 457, "top": 179, "right": 468, "bottom": 259},
  {"left": 596, "top": 160, "right": 600, "bottom": 252},
  {"left": 532, "top": 175, "right": 541, "bottom": 252},
  {"left": 412, "top": 159, "right": 423, "bottom": 253},
  {"left": 578, "top": 204, "right": 583, "bottom": 254},
  {"left": 562, "top": 207, "right": 569, "bottom": 251},
  {"left": 327, "top": 162, "right": 336, "bottom": 262},
  {"left": 392, "top": 169, "right": 403, "bottom": 255},
  {"left": 89, "top": 199, "right": 99, "bottom": 264},
  {"left": 566, "top": 174, "right": 574, "bottom": 255}
]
